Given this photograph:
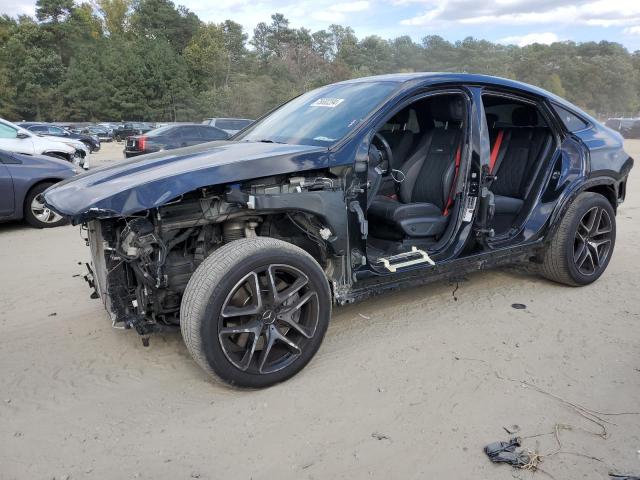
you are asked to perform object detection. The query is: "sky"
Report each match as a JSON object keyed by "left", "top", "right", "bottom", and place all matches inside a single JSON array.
[{"left": 2, "top": 0, "right": 640, "bottom": 51}]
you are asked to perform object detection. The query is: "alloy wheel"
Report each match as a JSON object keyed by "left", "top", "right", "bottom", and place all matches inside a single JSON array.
[
  {"left": 217, "top": 264, "right": 320, "bottom": 375},
  {"left": 31, "top": 194, "right": 62, "bottom": 224},
  {"left": 573, "top": 206, "right": 613, "bottom": 276}
]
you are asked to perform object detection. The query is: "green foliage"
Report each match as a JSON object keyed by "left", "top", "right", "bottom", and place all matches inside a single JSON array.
[{"left": 1, "top": 5, "right": 639, "bottom": 122}]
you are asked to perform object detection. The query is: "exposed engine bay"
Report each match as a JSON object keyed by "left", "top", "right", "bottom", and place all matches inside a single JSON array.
[{"left": 85, "top": 172, "right": 346, "bottom": 337}]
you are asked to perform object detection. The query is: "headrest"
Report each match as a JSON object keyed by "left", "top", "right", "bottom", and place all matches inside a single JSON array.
[
  {"left": 430, "top": 96, "right": 464, "bottom": 122},
  {"left": 389, "top": 108, "right": 410, "bottom": 125},
  {"left": 485, "top": 113, "right": 499, "bottom": 128},
  {"left": 512, "top": 107, "right": 538, "bottom": 126}
]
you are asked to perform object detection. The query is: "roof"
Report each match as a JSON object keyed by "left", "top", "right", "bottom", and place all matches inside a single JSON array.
[{"left": 338, "top": 72, "right": 596, "bottom": 125}]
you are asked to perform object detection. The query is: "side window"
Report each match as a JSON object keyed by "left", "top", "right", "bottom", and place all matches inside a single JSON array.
[
  {"left": 31, "top": 125, "right": 47, "bottom": 133},
  {"left": 48, "top": 126, "right": 65, "bottom": 135},
  {"left": 552, "top": 104, "right": 589, "bottom": 132},
  {"left": 201, "top": 127, "right": 226, "bottom": 140},
  {"left": 0, "top": 123, "right": 17, "bottom": 139}
]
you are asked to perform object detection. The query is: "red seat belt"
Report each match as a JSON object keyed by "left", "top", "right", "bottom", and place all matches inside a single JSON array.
[
  {"left": 443, "top": 145, "right": 461, "bottom": 216},
  {"left": 489, "top": 130, "right": 504, "bottom": 173}
]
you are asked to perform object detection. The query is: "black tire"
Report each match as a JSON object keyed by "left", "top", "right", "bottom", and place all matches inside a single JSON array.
[
  {"left": 541, "top": 192, "right": 616, "bottom": 286},
  {"left": 23, "top": 182, "right": 68, "bottom": 228},
  {"left": 181, "top": 237, "right": 331, "bottom": 388}
]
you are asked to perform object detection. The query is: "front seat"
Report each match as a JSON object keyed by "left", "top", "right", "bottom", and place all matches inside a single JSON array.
[
  {"left": 376, "top": 109, "right": 417, "bottom": 196},
  {"left": 368, "top": 96, "right": 465, "bottom": 240}
]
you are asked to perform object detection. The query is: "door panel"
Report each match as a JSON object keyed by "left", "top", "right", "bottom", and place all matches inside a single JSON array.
[{"left": 0, "top": 163, "right": 15, "bottom": 217}]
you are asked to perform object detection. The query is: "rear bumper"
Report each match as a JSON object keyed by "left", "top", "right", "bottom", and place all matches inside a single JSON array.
[{"left": 124, "top": 150, "right": 145, "bottom": 158}]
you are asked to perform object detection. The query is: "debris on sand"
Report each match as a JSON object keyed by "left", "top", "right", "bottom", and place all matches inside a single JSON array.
[
  {"left": 371, "top": 432, "right": 391, "bottom": 441},
  {"left": 511, "top": 303, "right": 527, "bottom": 310},
  {"left": 484, "top": 437, "right": 531, "bottom": 468}
]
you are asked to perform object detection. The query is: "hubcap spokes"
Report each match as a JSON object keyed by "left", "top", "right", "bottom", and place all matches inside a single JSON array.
[
  {"left": 573, "top": 206, "right": 612, "bottom": 276},
  {"left": 218, "top": 265, "right": 319, "bottom": 374},
  {"left": 31, "top": 194, "right": 62, "bottom": 224}
]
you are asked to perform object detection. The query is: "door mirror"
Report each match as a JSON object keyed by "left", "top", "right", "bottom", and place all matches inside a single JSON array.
[{"left": 16, "top": 132, "right": 30, "bottom": 139}]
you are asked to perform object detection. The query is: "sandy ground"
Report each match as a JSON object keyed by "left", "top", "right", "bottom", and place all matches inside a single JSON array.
[{"left": 1, "top": 140, "right": 639, "bottom": 480}]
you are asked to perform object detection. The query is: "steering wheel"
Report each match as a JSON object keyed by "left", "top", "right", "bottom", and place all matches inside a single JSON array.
[{"left": 371, "top": 133, "right": 393, "bottom": 172}]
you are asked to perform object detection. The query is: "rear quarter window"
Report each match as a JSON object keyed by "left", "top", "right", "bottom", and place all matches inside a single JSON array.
[{"left": 552, "top": 104, "right": 589, "bottom": 132}]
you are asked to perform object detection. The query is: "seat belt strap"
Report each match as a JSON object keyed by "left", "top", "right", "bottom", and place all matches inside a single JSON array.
[
  {"left": 489, "top": 129, "right": 504, "bottom": 173},
  {"left": 443, "top": 144, "right": 462, "bottom": 216}
]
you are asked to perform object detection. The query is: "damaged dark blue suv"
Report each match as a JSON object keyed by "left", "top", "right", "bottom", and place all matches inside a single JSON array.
[{"left": 44, "top": 73, "right": 633, "bottom": 387}]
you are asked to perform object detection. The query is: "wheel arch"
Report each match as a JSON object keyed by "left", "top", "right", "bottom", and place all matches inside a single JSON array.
[
  {"left": 546, "top": 177, "right": 618, "bottom": 244},
  {"left": 20, "top": 178, "right": 65, "bottom": 217},
  {"left": 42, "top": 150, "right": 73, "bottom": 162}
]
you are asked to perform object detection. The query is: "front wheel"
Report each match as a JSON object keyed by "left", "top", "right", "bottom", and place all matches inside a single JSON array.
[
  {"left": 541, "top": 192, "right": 616, "bottom": 286},
  {"left": 24, "top": 182, "right": 67, "bottom": 228},
  {"left": 180, "top": 237, "right": 331, "bottom": 388}
]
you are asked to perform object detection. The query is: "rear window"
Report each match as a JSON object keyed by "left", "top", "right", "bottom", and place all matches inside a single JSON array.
[
  {"left": 552, "top": 104, "right": 589, "bottom": 132},
  {"left": 216, "top": 119, "right": 251, "bottom": 130}
]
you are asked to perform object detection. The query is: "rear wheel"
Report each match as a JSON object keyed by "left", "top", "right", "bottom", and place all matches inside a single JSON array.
[
  {"left": 180, "top": 237, "right": 331, "bottom": 388},
  {"left": 541, "top": 192, "right": 616, "bottom": 286},
  {"left": 24, "top": 182, "right": 67, "bottom": 228}
]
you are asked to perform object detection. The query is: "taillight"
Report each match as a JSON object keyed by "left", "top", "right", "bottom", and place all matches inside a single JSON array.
[{"left": 138, "top": 136, "right": 147, "bottom": 151}]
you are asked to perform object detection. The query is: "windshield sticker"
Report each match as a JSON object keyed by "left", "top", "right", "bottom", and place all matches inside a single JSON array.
[{"left": 310, "top": 98, "right": 344, "bottom": 108}]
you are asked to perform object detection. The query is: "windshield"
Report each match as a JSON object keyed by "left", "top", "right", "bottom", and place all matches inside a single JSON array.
[{"left": 237, "top": 81, "right": 398, "bottom": 147}]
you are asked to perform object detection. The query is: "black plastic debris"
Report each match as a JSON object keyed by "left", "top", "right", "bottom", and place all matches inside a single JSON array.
[
  {"left": 610, "top": 475, "right": 640, "bottom": 480},
  {"left": 484, "top": 437, "right": 529, "bottom": 467},
  {"left": 511, "top": 303, "right": 527, "bottom": 310}
]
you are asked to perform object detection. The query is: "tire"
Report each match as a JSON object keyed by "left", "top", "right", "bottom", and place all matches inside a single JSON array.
[
  {"left": 23, "top": 182, "right": 68, "bottom": 228},
  {"left": 181, "top": 237, "right": 331, "bottom": 388},
  {"left": 541, "top": 192, "right": 616, "bottom": 286}
]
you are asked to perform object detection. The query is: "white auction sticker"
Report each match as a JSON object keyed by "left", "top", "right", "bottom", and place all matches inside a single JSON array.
[{"left": 310, "top": 98, "right": 344, "bottom": 108}]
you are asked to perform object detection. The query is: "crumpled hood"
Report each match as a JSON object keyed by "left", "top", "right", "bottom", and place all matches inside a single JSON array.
[{"left": 44, "top": 140, "right": 328, "bottom": 222}]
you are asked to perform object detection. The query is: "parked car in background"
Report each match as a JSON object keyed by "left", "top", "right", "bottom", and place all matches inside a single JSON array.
[
  {"left": 21, "top": 122, "right": 100, "bottom": 153},
  {"left": 605, "top": 118, "right": 640, "bottom": 138},
  {"left": 80, "top": 125, "right": 113, "bottom": 142},
  {"left": 97, "top": 123, "right": 118, "bottom": 137},
  {"left": 201, "top": 117, "right": 253, "bottom": 135},
  {"left": 114, "top": 122, "right": 153, "bottom": 141},
  {"left": 124, "top": 124, "right": 229, "bottom": 157},
  {"left": 0, "top": 118, "right": 79, "bottom": 165},
  {"left": 44, "top": 73, "right": 632, "bottom": 387},
  {"left": 0, "top": 149, "right": 76, "bottom": 228},
  {"left": 621, "top": 119, "right": 640, "bottom": 139}
]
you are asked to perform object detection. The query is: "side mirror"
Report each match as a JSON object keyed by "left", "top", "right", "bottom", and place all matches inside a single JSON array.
[{"left": 16, "top": 132, "right": 30, "bottom": 139}]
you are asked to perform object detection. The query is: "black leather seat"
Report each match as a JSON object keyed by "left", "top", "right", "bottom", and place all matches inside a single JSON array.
[
  {"left": 491, "top": 107, "right": 553, "bottom": 216},
  {"left": 380, "top": 109, "right": 416, "bottom": 172},
  {"left": 368, "top": 96, "right": 465, "bottom": 240},
  {"left": 376, "top": 109, "right": 417, "bottom": 197}
]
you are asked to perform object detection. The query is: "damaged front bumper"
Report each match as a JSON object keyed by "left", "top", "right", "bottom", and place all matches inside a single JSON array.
[{"left": 86, "top": 220, "right": 178, "bottom": 341}]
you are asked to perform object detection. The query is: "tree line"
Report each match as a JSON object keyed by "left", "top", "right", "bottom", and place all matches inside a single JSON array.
[{"left": 1, "top": 0, "right": 639, "bottom": 122}]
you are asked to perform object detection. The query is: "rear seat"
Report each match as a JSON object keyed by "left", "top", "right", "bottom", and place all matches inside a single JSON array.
[{"left": 489, "top": 107, "right": 553, "bottom": 215}]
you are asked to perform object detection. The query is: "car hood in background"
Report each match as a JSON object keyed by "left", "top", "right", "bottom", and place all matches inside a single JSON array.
[{"left": 43, "top": 141, "right": 328, "bottom": 223}]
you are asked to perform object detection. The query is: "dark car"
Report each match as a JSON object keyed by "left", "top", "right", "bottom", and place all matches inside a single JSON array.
[
  {"left": 21, "top": 123, "right": 101, "bottom": 153},
  {"left": 605, "top": 118, "right": 640, "bottom": 139},
  {"left": 124, "top": 124, "right": 229, "bottom": 158},
  {"left": 81, "top": 126, "right": 113, "bottom": 142},
  {"left": 44, "top": 73, "right": 633, "bottom": 387},
  {"left": 0, "top": 149, "right": 76, "bottom": 228},
  {"left": 621, "top": 119, "right": 640, "bottom": 139},
  {"left": 114, "top": 122, "right": 153, "bottom": 141}
]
